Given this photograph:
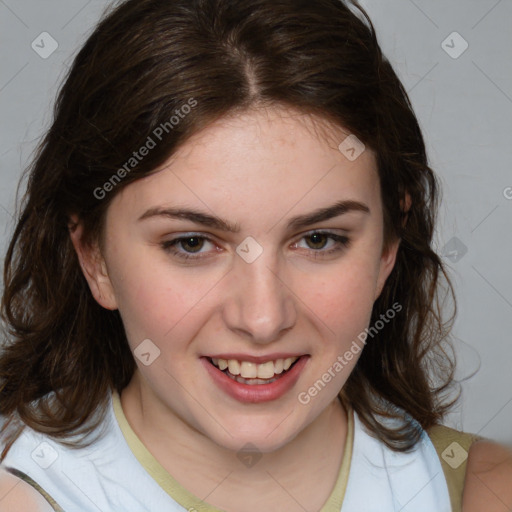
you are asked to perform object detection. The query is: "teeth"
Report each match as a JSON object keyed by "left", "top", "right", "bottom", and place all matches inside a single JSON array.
[
  {"left": 283, "top": 357, "right": 295, "bottom": 371},
  {"left": 227, "top": 373, "right": 280, "bottom": 385},
  {"left": 211, "top": 356, "right": 299, "bottom": 379},
  {"left": 240, "top": 361, "right": 258, "bottom": 379},
  {"left": 274, "top": 359, "right": 284, "bottom": 374},
  {"left": 257, "top": 361, "right": 275, "bottom": 379},
  {"left": 228, "top": 360, "right": 240, "bottom": 376}
]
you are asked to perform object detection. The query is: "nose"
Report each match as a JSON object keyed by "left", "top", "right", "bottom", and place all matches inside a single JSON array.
[{"left": 222, "top": 255, "right": 297, "bottom": 344}]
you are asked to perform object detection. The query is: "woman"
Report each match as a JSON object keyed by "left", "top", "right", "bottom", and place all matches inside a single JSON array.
[{"left": 0, "top": 0, "right": 511, "bottom": 510}]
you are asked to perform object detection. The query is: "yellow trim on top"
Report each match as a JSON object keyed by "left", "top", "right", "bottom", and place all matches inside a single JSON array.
[
  {"left": 112, "top": 391, "right": 354, "bottom": 512},
  {"left": 428, "top": 424, "right": 483, "bottom": 512},
  {"left": 320, "top": 398, "right": 354, "bottom": 512}
]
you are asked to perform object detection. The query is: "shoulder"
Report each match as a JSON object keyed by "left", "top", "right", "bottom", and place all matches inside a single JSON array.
[
  {"left": 0, "top": 466, "right": 55, "bottom": 512},
  {"left": 462, "top": 438, "right": 512, "bottom": 511}
]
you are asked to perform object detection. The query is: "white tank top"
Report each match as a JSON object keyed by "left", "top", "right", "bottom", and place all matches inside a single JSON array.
[{"left": 1, "top": 391, "right": 452, "bottom": 511}]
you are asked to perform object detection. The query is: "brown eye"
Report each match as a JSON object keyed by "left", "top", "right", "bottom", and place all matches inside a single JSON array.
[
  {"left": 160, "top": 234, "right": 214, "bottom": 259},
  {"left": 305, "top": 233, "right": 329, "bottom": 250},
  {"left": 293, "top": 231, "right": 350, "bottom": 258},
  {"left": 179, "top": 236, "right": 204, "bottom": 253}
]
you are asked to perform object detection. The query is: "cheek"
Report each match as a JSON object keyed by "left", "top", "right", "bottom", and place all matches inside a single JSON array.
[
  {"left": 304, "top": 257, "right": 381, "bottom": 336},
  {"left": 107, "top": 250, "right": 218, "bottom": 346}
]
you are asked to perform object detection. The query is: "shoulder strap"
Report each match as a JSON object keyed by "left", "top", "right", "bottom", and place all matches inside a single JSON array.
[
  {"left": 428, "top": 425, "right": 483, "bottom": 512},
  {"left": 4, "top": 467, "right": 65, "bottom": 512}
]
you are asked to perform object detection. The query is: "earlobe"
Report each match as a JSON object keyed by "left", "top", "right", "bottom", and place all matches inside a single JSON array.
[{"left": 68, "top": 218, "right": 118, "bottom": 310}]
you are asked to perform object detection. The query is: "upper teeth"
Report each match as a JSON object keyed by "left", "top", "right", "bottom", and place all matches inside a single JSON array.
[{"left": 211, "top": 357, "right": 299, "bottom": 379}]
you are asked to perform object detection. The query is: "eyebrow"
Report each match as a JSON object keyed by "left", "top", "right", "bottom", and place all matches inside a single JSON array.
[{"left": 137, "top": 199, "right": 370, "bottom": 232}]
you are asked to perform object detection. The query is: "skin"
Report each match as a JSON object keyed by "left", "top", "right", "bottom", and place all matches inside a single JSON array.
[
  {"left": 71, "top": 105, "right": 397, "bottom": 511},
  {"left": 0, "top": 468, "right": 54, "bottom": 512},
  {"left": 66, "top": 105, "right": 512, "bottom": 511},
  {"left": 462, "top": 440, "right": 512, "bottom": 511}
]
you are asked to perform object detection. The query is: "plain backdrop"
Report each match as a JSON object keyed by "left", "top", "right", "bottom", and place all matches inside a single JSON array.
[{"left": 1, "top": 0, "right": 511, "bottom": 444}]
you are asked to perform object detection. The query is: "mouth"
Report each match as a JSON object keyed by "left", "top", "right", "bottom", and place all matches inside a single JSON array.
[
  {"left": 202, "top": 354, "right": 309, "bottom": 403},
  {"left": 207, "top": 356, "right": 301, "bottom": 385}
]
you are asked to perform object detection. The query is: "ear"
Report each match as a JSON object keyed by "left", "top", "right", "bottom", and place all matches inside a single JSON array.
[
  {"left": 374, "top": 236, "right": 400, "bottom": 300},
  {"left": 68, "top": 215, "right": 118, "bottom": 310},
  {"left": 400, "top": 192, "right": 412, "bottom": 228},
  {"left": 374, "top": 191, "right": 411, "bottom": 299}
]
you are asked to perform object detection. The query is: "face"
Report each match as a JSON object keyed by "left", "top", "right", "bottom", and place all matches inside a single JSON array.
[{"left": 73, "top": 106, "right": 398, "bottom": 453}]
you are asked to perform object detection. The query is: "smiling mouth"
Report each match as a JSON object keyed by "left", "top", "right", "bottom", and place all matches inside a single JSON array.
[{"left": 208, "top": 356, "right": 302, "bottom": 385}]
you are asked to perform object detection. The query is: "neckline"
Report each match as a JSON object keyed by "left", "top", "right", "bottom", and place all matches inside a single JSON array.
[{"left": 111, "top": 390, "right": 354, "bottom": 512}]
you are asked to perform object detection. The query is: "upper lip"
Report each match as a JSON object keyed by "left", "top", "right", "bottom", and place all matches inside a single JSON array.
[{"left": 204, "top": 353, "right": 307, "bottom": 364}]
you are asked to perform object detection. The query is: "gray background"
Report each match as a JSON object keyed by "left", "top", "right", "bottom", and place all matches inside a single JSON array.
[{"left": 1, "top": 0, "right": 511, "bottom": 444}]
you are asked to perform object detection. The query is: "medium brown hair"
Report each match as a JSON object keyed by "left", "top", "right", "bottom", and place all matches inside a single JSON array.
[{"left": 1, "top": 0, "right": 457, "bottom": 457}]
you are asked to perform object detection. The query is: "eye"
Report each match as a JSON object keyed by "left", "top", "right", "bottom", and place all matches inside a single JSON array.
[
  {"left": 292, "top": 231, "right": 350, "bottom": 257},
  {"left": 160, "top": 234, "right": 217, "bottom": 260},
  {"left": 160, "top": 230, "right": 350, "bottom": 262}
]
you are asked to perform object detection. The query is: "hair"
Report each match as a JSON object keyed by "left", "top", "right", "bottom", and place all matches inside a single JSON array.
[{"left": 0, "top": 0, "right": 457, "bottom": 458}]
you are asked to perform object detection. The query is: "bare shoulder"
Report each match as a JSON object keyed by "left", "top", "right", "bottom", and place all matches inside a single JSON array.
[
  {"left": 462, "top": 438, "right": 512, "bottom": 512},
  {"left": 0, "top": 466, "right": 55, "bottom": 512}
]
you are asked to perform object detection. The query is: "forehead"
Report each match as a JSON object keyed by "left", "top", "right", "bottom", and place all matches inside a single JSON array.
[
  {"left": 167, "top": 105, "right": 375, "bottom": 174},
  {"left": 109, "top": 106, "right": 381, "bottom": 226}
]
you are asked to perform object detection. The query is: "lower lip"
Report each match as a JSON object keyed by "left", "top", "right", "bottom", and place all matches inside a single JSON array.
[{"left": 202, "top": 356, "right": 309, "bottom": 404}]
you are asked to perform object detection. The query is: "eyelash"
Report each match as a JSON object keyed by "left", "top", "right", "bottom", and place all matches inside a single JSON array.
[{"left": 160, "top": 231, "right": 350, "bottom": 262}]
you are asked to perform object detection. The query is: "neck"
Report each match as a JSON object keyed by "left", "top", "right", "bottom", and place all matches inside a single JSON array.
[{"left": 120, "top": 370, "right": 349, "bottom": 511}]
